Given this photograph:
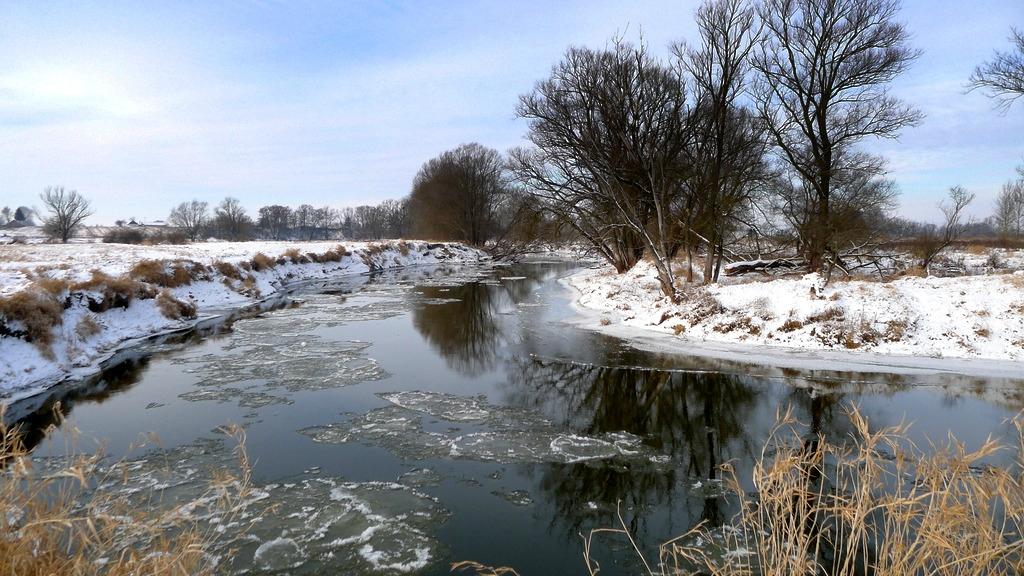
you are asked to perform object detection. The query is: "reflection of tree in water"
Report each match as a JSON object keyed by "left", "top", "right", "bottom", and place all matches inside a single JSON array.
[
  {"left": 410, "top": 275, "right": 542, "bottom": 376},
  {"left": 504, "top": 358, "right": 763, "bottom": 540}
]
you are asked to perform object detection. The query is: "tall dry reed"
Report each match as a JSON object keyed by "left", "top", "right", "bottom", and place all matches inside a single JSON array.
[{"left": 0, "top": 406, "right": 253, "bottom": 576}]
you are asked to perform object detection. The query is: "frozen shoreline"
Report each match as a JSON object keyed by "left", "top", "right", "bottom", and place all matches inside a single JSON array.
[
  {"left": 561, "top": 262, "right": 1024, "bottom": 382},
  {"left": 0, "top": 240, "right": 485, "bottom": 401}
]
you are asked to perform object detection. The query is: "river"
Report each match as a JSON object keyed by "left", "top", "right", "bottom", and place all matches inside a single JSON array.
[{"left": 8, "top": 260, "right": 1022, "bottom": 575}]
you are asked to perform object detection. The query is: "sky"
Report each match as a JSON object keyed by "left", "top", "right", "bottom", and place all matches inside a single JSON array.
[{"left": 0, "top": 0, "right": 1021, "bottom": 224}]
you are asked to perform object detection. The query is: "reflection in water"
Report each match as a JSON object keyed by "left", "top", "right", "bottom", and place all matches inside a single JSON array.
[
  {"left": 505, "top": 358, "right": 766, "bottom": 539},
  {"left": 410, "top": 274, "right": 543, "bottom": 376}
]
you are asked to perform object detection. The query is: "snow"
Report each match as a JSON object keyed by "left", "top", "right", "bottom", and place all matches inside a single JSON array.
[
  {"left": 567, "top": 258, "right": 1024, "bottom": 371},
  {"left": 0, "top": 240, "right": 485, "bottom": 400}
]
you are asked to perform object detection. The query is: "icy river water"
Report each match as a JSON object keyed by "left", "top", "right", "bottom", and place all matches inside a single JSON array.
[{"left": 9, "top": 260, "right": 1024, "bottom": 575}]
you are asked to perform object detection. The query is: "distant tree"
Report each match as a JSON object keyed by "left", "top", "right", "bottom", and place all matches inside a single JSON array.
[
  {"left": 291, "top": 204, "right": 315, "bottom": 240},
  {"left": 0, "top": 206, "right": 10, "bottom": 226},
  {"left": 993, "top": 171, "right": 1024, "bottom": 238},
  {"left": 14, "top": 206, "right": 35, "bottom": 223},
  {"left": 969, "top": 28, "right": 1024, "bottom": 110},
  {"left": 751, "top": 0, "right": 922, "bottom": 271},
  {"left": 310, "top": 206, "right": 339, "bottom": 240},
  {"left": 258, "top": 205, "right": 292, "bottom": 240},
  {"left": 212, "top": 197, "right": 252, "bottom": 241},
  {"left": 40, "top": 186, "right": 93, "bottom": 243},
  {"left": 915, "top": 186, "right": 975, "bottom": 273},
  {"left": 168, "top": 200, "right": 209, "bottom": 241},
  {"left": 409, "top": 143, "right": 510, "bottom": 246}
]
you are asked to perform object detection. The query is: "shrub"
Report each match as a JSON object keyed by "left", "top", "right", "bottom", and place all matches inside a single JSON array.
[
  {"left": 102, "top": 228, "right": 146, "bottom": 244},
  {"left": 779, "top": 318, "right": 804, "bottom": 332},
  {"left": 884, "top": 318, "right": 909, "bottom": 342},
  {"left": 806, "top": 306, "right": 845, "bottom": 323}
]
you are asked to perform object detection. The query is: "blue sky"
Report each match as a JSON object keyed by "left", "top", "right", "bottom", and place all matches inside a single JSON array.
[{"left": 0, "top": 0, "right": 1021, "bottom": 224}]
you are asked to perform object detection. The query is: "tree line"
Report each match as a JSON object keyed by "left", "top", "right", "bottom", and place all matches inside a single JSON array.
[{"left": 405, "top": 0, "right": 1024, "bottom": 294}]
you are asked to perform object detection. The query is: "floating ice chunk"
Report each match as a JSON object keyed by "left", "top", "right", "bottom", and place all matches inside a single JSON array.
[
  {"left": 492, "top": 489, "right": 534, "bottom": 507},
  {"left": 253, "top": 537, "right": 303, "bottom": 570},
  {"left": 380, "top": 391, "right": 491, "bottom": 422},
  {"left": 304, "top": 392, "right": 671, "bottom": 467}
]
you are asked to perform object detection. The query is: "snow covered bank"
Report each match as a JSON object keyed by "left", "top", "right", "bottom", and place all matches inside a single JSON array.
[
  {"left": 568, "top": 260, "right": 1024, "bottom": 370},
  {"left": 0, "top": 240, "right": 485, "bottom": 400}
]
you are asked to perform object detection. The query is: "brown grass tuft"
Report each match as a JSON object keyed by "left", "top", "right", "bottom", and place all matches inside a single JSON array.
[
  {"left": 156, "top": 290, "right": 197, "bottom": 320},
  {"left": 75, "top": 315, "right": 101, "bottom": 339},
  {"left": 129, "top": 259, "right": 195, "bottom": 288},
  {"left": 281, "top": 247, "right": 307, "bottom": 265},
  {"left": 72, "top": 271, "right": 156, "bottom": 312},
  {"left": 249, "top": 252, "right": 276, "bottom": 272},
  {"left": 213, "top": 260, "right": 243, "bottom": 280},
  {"left": 0, "top": 287, "right": 64, "bottom": 355},
  {"left": 779, "top": 318, "right": 804, "bottom": 332}
]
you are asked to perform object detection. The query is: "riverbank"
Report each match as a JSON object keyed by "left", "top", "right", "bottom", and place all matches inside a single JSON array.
[
  {"left": 566, "top": 259, "right": 1024, "bottom": 374},
  {"left": 0, "top": 240, "right": 485, "bottom": 400}
]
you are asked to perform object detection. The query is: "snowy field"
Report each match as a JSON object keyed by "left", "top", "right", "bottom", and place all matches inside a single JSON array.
[
  {"left": 0, "top": 240, "right": 484, "bottom": 400},
  {"left": 569, "top": 250, "right": 1024, "bottom": 366}
]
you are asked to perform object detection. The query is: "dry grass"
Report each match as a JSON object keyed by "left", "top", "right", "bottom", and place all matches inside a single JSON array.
[
  {"left": 0, "top": 407, "right": 253, "bottom": 576},
  {"left": 75, "top": 314, "right": 101, "bottom": 339},
  {"left": 156, "top": 289, "right": 198, "bottom": 320},
  {"left": 0, "top": 286, "right": 64, "bottom": 354},
  {"left": 585, "top": 407, "right": 1024, "bottom": 576},
  {"left": 280, "top": 247, "right": 307, "bottom": 264},
  {"left": 780, "top": 318, "right": 804, "bottom": 332},
  {"left": 213, "top": 260, "right": 243, "bottom": 281},
  {"left": 249, "top": 252, "right": 276, "bottom": 272},
  {"left": 884, "top": 318, "right": 909, "bottom": 342},
  {"left": 128, "top": 259, "right": 197, "bottom": 288},
  {"left": 72, "top": 271, "right": 157, "bottom": 312}
]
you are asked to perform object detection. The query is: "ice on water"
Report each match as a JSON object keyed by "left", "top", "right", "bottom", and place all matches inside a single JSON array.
[
  {"left": 32, "top": 438, "right": 450, "bottom": 575},
  {"left": 171, "top": 292, "right": 403, "bottom": 410},
  {"left": 301, "top": 391, "right": 668, "bottom": 466}
]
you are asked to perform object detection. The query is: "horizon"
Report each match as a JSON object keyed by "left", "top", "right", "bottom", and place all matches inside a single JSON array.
[{"left": 1, "top": 0, "right": 1022, "bottom": 225}]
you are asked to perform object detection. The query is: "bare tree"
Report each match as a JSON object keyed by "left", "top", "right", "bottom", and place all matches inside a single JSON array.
[
  {"left": 515, "top": 40, "right": 690, "bottom": 296},
  {"left": 409, "top": 143, "right": 510, "bottom": 246},
  {"left": 677, "top": 0, "right": 770, "bottom": 284},
  {"left": 290, "top": 204, "right": 315, "bottom": 240},
  {"left": 168, "top": 200, "right": 209, "bottom": 241},
  {"left": 751, "top": 0, "right": 922, "bottom": 271},
  {"left": 993, "top": 172, "right": 1024, "bottom": 238},
  {"left": 256, "top": 205, "right": 292, "bottom": 240},
  {"left": 969, "top": 28, "right": 1024, "bottom": 110},
  {"left": 212, "top": 197, "right": 253, "bottom": 241},
  {"left": 40, "top": 186, "right": 93, "bottom": 243},
  {"left": 916, "top": 186, "right": 975, "bottom": 273}
]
